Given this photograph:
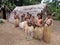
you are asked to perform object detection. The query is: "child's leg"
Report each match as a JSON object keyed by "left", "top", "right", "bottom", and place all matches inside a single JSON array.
[
  {"left": 24, "top": 26, "right": 28, "bottom": 39},
  {"left": 30, "top": 31, "right": 33, "bottom": 39},
  {"left": 27, "top": 31, "right": 30, "bottom": 39},
  {"left": 26, "top": 30, "right": 32, "bottom": 40}
]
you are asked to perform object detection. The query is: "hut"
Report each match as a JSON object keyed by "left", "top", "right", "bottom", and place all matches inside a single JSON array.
[{"left": 9, "top": 3, "right": 49, "bottom": 23}]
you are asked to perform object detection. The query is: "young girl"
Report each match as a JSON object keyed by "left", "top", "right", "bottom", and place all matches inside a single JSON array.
[
  {"left": 43, "top": 13, "right": 53, "bottom": 43},
  {"left": 34, "top": 13, "right": 43, "bottom": 40},
  {"left": 14, "top": 11, "right": 20, "bottom": 27}
]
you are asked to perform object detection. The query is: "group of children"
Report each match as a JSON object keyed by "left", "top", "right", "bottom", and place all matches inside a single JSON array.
[{"left": 13, "top": 11, "right": 53, "bottom": 43}]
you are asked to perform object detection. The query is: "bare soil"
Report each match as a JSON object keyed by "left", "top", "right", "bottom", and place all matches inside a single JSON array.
[{"left": 0, "top": 20, "right": 60, "bottom": 45}]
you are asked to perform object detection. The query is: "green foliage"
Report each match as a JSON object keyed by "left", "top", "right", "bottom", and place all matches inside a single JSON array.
[
  {"left": 6, "top": 2, "right": 16, "bottom": 11},
  {"left": 55, "top": 8, "right": 60, "bottom": 20},
  {"left": 0, "top": 0, "right": 42, "bottom": 10},
  {"left": 23, "top": 0, "right": 34, "bottom": 5},
  {"left": 23, "top": 0, "right": 41, "bottom": 5},
  {"left": 37, "top": 0, "right": 42, "bottom": 2},
  {"left": 48, "top": 1, "right": 60, "bottom": 20},
  {"left": 0, "top": 0, "right": 16, "bottom": 11},
  {"left": 48, "top": 2, "right": 56, "bottom": 13}
]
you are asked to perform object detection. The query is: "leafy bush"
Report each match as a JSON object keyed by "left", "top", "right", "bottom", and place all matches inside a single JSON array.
[
  {"left": 23, "top": 0, "right": 41, "bottom": 5},
  {"left": 0, "top": 0, "right": 16, "bottom": 11},
  {"left": 55, "top": 8, "right": 60, "bottom": 20},
  {"left": 6, "top": 2, "right": 16, "bottom": 11},
  {"left": 48, "top": 2, "right": 60, "bottom": 20},
  {"left": 0, "top": 0, "right": 42, "bottom": 10}
]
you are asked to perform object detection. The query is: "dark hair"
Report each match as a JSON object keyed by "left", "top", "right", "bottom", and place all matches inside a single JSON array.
[
  {"left": 27, "top": 20, "right": 32, "bottom": 26},
  {"left": 21, "top": 14, "right": 25, "bottom": 17},
  {"left": 27, "top": 14, "right": 32, "bottom": 19},
  {"left": 47, "top": 13, "right": 52, "bottom": 16},
  {"left": 32, "top": 16, "right": 34, "bottom": 18},
  {"left": 23, "top": 14, "right": 25, "bottom": 16},
  {"left": 37, "top": 13, "right": 42, "bottom": 19},
  {"left": 31, "top": 15, "right": 35, "bottom": 18},
  {"left": 29, "top": 14, "right": 31, "bottom": 17},
  {"left": 37, "top": 13, "right": 40, "bottom": 16},
  {"left": 27, "top": 12, "right": 29, "bottom": 14}
]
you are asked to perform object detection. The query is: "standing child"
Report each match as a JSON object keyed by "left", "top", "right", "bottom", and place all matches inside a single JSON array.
[
  {"left": 14, "top": 11, "right": 20, "bottom": 27},
  {"left": 25, "top": 22, "right": 34, "bottom": 40},
  {"left": 43, "top": 13, "right": 53, "bottom": 43},
  {"left": 21, "top": 14, "right": 25, "bottom": 22},
  {"left": 30, "top": 16, "right": 35, "bottom": 28},
  {"left": 34, "top": 13, "right": 43, "bottom": 40},
  {"left": 25, "top": 15, "right": 34, "bottom": 40},
  {"left": 19, "top": 14, "right": 26, "bottom": 29}
]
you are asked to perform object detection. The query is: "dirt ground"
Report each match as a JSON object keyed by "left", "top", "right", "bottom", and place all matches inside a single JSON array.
[{"left": 0, "top": 20, "right": 60, "bottom": 45}]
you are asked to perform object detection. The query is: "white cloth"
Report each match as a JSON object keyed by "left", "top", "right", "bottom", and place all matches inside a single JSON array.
[
  {"left": 46, "top": 19, "right": 52, "bottom": 24},
  {"left": 45, "top": 18, "right": 53, "bottom": 26},
  {"left": 19, "top": 21, "right": 27, "bottom": 29}
]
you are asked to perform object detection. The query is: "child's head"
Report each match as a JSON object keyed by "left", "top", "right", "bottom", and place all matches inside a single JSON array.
[
  {"left": 14, "top": 11, "right": 17, "bottom": 15},
  {"left": 23, "top": 14, "right": 25, "bottom": 17},
  {"left": 27, "top": 17, "right": 32, "bottom": 26},
  {"left": 27, "top": 12, "right": 30, "bottom": 15},
  {"left": 27, "top": 13, "right": 31, "bottom": 19},
  {"left": 29, "top": 14, "right": 31, "bottom": 18},
  {"left": 47, "top": 13, "right": 52, "bottom": 18},
  {"left": 21, "top": 14, "right": 25, "bottom": 18},
  {"left": 31, "top": 16, "right": 34, "bottom": 19},
  {"left": 37, "top": 13, "right": 42, "bottom": 19},
  {"left": 27, "top": 22, "right": 32, "bottom": 26},
  {"left": 14, "top": 11, "right": 17, "bottom": 19},
  {"left": 14, "top": 15, "right": 19, "bottom": 19},
  {"left": 30, "top": 16, "right": 35, "bottom": 26}
]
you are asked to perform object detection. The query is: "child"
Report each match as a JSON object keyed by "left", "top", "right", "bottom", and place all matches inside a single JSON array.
[
  {"left": 25, "top": 22, "right": 34, "bottom": 40},
  {"left": 21, "top": 14, "right": 25, "bottom": 22},
  {"left": 19, "top": 14, "right": 28, "bottom": 31},
  {"left": 30, "top": 16, "right": 35, "bottom": 28},
  {"left": 14, "top": 11, "right": 19, "bottom": 27},
  {"left": 43, "top": 13, "right": 53, "bottom": 43},
  {"left": 25, "top": 15, "right": 34, "bottom": 40},
  {"left": 34, "top": 13, "right": 43, "bottom": 40}
]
